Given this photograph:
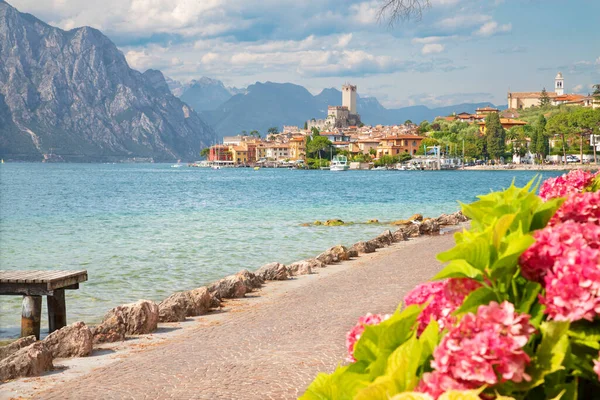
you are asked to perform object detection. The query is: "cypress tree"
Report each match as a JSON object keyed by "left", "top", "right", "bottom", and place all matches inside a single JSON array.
[
  {"left": 535, "top": 115, "right": 549, "bottom": 161},
  {"left": 485, "top": 113, "right": 506, "bottom": 161},
  {"left": 540, "top": 88, "right": 550, "bottom": 107},
  {"left": 530, "top": 126, "right": 539, "bottom": 162}
]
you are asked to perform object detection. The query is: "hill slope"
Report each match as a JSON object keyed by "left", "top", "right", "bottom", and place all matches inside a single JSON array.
[{"left": 0, "top": 0, "right": 216, "bottom": 161}]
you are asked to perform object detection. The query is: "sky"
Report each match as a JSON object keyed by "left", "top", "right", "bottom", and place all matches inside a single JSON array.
[{"left": 9, "top": 0, "right": 600, "bottom": 108}]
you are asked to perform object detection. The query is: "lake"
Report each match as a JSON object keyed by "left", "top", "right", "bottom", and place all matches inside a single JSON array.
[{"left": 0, "top": 163, "right": 563, "bottom": 337}]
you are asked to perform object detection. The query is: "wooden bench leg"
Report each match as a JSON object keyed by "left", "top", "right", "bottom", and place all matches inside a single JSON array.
[
  {"left": 48, "top": 289, "right": 67, "bottom": 334},
  {"left": 21, "top": 295, "right": 42, "bottom": 340}
]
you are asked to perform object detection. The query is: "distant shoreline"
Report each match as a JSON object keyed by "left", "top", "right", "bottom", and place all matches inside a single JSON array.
[{"left": 463, "top": 164, "right": 598, "bottom": 172}]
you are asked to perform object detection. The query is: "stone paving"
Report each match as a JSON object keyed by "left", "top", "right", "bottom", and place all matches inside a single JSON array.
[{"left": 32, "top": 234, "right": 455, "bottom": 400}]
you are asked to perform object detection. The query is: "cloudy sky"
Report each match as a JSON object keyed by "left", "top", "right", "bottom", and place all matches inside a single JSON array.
[{"left": 10, "top": 0, "right": 600, "bottom": 108}]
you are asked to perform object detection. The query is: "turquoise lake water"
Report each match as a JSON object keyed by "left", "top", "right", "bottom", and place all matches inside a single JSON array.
[{"left": 0, "top": 164, "right": 563, "bottom": 337}]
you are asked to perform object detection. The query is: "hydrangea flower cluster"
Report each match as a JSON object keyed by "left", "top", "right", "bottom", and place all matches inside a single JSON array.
[
  {"left": 539, "top": 170, "right": 595, "bottom": 201},
  {"left": 345, "top": 313, "right": 389, "bottom": 362},
  {"left": 541, "top": 246, "right": 600, "bottom": 322},
  {"left": 417, "top": 301, "right": 535, "bottom": 398},
  {"left": 519, "top": 221, "right": 600, "bottom": 283},
  {"left": 404, "top": 278, "right": 481, "bottom": 333},
  {"left": 549, "top": 191, "right": 600, "bottom": 226}
]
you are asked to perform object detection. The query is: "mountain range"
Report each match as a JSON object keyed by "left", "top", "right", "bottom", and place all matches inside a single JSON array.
[
  {"left": 0, "top": 0, "right": 503, "bottom": 161},
  {"left": 168, "top": 77, "right": 503, "bottom": 137},
  {"left": 0, "top": 0, "right": 216, "bottom": 162}
]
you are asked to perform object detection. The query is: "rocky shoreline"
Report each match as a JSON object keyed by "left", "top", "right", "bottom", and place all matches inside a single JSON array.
[{"left": 0, "top": 211, "right": 469, "bottom": 383}]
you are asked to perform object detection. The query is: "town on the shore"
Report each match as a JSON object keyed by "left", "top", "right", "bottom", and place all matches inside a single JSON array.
[{"left": 197, "top": 73, "right": 600, "bottom": 170}]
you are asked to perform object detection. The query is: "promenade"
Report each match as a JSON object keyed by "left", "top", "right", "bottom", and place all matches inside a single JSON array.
[{"left": 5, "top": 233, "right": 456, "bottom": 400}]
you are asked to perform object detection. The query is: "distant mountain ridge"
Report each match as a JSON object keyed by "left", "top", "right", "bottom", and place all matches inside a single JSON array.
[
  {"left": 0, "top": 0, "right": 216, "bottom": 162},
  {"left": 170, "top": 79, "right": 503, "bottom": 138}
]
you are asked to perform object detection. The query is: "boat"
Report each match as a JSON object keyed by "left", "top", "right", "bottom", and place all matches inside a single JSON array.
[
  {"left": 254, "top": 166, "right": 260, "bottom": 171},
  {"left": 212, "top": 165, "right": 221, "bottom": 170},
  {"left": 171, "top": 159, "right": 183, "bottom": 168},
  {"left": 330, "top": 155, "right": 349, "bottom": 171},
  {"left": 372, "top": 166, "right": 387, "bottom": 171}
]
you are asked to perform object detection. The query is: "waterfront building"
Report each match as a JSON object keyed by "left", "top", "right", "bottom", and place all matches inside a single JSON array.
[
  {"left": 209, "top": 145, "right": 232, "bottom": 161},
  {"left": 376, "top": 135, "right": 424, "bottom": 158},
  {"left": 229, "top": 145, "right": 248, "bottom": 164},
  {"left": 307, "top": 84, "right": 362, "bottom": 130},
  {"left": 288, "top": 137, "right": 306, "bottom": 161},
  {"left": 265, "top": 144, "right": 290, "bottom": 161},
  {"left": 349, "top": 139, "right": 380, "bottom": 155}
]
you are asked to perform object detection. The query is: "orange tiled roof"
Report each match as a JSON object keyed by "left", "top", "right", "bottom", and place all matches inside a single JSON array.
[
  {"left": 477, "top": 118, "right": 527, "bottom": 125},
  {"left": 508, "top": 91, "right": 558, "bottom": 99},
  {"left": 554, "top": 94, "right": 585, "bottom": 102}
]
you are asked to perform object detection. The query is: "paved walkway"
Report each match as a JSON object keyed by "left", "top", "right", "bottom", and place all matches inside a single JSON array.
[{"left": 32, "top": 234, "right": 455, "bottom": 399}]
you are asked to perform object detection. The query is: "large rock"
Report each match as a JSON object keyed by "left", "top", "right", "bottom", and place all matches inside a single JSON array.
[
  {"left": 316, "top": 251, "right": 336, "bottom": 265},
  {"left": 158, "top": 287, "right": 213, "bottom": 322},
  {"left": 373, "top": 230, "right": 394, "bottom": 247},
  {"left": 287, "top": 261, "right": 313, "bottom": 276},
  {"left": 391, "top": 219, "right": 412, "bottom": 226},
  {"left": 323, "top": 219, "right": 344, "bottom": 226},
  {"left": 235, "top": 270, "right": 263, "bottom": 290},
  {"left": 208, "top": 274, "right": 250, "bottom": 299},
  {"left": 93, "top": 300, "right": 159, "bottom": 343},
  {"left": 409, "top": 213, "right": 424, "bottom": 222},
  {"left": 350, "top": 241, "right": 377, "bottom": 254},
  {"left": 401, "top": 223, "right": 421, "bottom": 238},
  {"left": 328, "top": 245, "right": 351, "bottom": 261},
  {"left": 158, "top": 292, "right": 188, "bottom": 322},
  {"left": 186, "top": 287, "right": 213, "bottom": 315},
  {"left": 43, "top": 321, "right": 93, "bottom": 358},
  {"left": 0, "top": 336, "right": 36, "bottom": 361},
  {"left": 454, "top": 211, "right": 469, "bottom": 222},
  {"left": 255, "top": 262, "right": 289, "bottom": 281},
  {"left": 0, "top": 342, "right": 53, "bottom": 382},
  {"left": 419, "top": 218, "right": 440, "bottom": 235},
  {"left": 392, "top": 229, "right": 408, "bottom": 242},
  {"left": 366, "top": 239, "right": 385, "bottom": 250},
  {"left": 436, "top": 213, "right": 459, "bottom": 226},
  {"left": 92, "top": 314, "right": 127, "bottom": 343}
]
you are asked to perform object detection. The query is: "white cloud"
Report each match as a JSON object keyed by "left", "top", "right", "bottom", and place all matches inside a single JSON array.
[
  {"left": 422, "top": 43, "right": 444, "bottom": 54},
  {"left": 336, "top": 33, "right": 353, "bottom": 49},
  {"left": 412, "top": 36, "right": 457, "bottom": 44},
  {"left": 475, "top": 21, "right": 512, "bottom": 37},
  {"left": 573, "top": 84, "right": 583, "bottom": 92},
  {"left": 439, "top": 14, "right": 491, "bottom": 29}
]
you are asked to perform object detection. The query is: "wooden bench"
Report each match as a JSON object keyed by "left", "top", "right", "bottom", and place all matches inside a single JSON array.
[{"left": 0, "top": 270, "right": 88, "bottom": 340}]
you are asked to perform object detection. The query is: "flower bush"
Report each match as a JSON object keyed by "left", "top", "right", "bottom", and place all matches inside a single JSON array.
[{"left": 301, "top": 170, "right": 600, "bottom": 400}]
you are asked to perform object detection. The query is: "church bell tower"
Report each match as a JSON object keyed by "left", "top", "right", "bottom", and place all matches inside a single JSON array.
[{"left": 555, "top": 72, "right": 564, "bottom": 96}]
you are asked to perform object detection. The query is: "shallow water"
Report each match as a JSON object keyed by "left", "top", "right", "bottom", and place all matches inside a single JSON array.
[{"left": 0, "top": 163, "right": 563, "bottom": 337}]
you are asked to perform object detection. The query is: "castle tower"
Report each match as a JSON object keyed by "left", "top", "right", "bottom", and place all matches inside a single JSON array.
[
  {"left": 555, "top": 72, "right": 564, "bottom": 96},
  {"left": 342, "top": 84, "right": 357, "bottom": 114}
]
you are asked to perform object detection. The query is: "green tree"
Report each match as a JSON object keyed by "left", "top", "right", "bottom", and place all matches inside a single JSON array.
[
  {"left": 249, "top": 130, "right": 260, "bottom": 138},
  {"left": 404, "top": 119, "right": 413, "bottom": 125},
  {"left": 267, "top": 127, "right": 279, "bottom": 135},
  {"left": 570, "top": 108, "right": 600, "bottom": 164},
  {"left": 592, "top": 84, "right": 600, "bottom": 99},
  {"left": 546, "top": 112, "right": 572, "bottom": 164},
  {"left": 369, "top": 148, "right": 377, "bottom": 156},
  {"left": 540, "top": 88, "right": 550, "bottom": 107},
  {"left": 306, "top": 136, "right": 333, "bottom": 159},
  {"left": 303, "top": 121, "right": 308, "bottom": 130},
  {"left": 535, "top": 115, "right": 549, "bottom": 162},
  {"left": 311, "top": 127, "right": 320, "bottom": 137},
  {"left": 485, "top": 112, "right": 506, "bottom": 162},
  {"left": 200, "top": 147, "right": 210, "bottom": 158}
]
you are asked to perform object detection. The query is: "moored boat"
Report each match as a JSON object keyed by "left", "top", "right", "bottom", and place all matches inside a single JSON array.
[{"left": 330, "top": 155, "right": 349, "bottom": 171}]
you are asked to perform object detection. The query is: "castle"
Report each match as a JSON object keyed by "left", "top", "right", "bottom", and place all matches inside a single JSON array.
[{"left": 307, "top": 84, "right": 362, "bottom": 130}]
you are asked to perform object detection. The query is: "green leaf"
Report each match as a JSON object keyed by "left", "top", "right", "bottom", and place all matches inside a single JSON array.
[
  {"left": 385, "top": 335, "right": 422, "bottom": 392},
  {"left": 568, "top": 320, "right": 600, "bottom": 344},
  {"left": 454, "top": 286, "right": 498, "bottom": 315},
  {"left": 520, "top": 320, "right": 571, "bottom": 390},
  {"left": 353, "top": 377, "right": 395, "bottom": 400},
  {"left": 433, "top": 259, "right": 484, "bottom": 281},
  {"left": 493, "top": 214, "right": 516, "bottom": 248},
  {"left": 436, "top": 234, "right": 491, "bottom": 270},
  {"left": 300, "top": 372, "right": 336, "bottom": 400},
  {"left": 418, "top": 320, "right": 439, "bottom": 366},
  {"left": 516, "top": 281, "right": 541, "bottom": 314},
  {"left": 530, "top": 197, "right": 565, "bottom": 231}
]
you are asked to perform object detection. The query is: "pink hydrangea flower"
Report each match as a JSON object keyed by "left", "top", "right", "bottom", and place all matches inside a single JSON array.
[
  {"left": 416, "top": 371, "right": 470, "bottom": 399},
  {"left": 519, "top": 222, "right": 600, "bottom": 283},
  {"left": 346, "top": 313, "right": 389, "bottom": 362},
  {"left": 594, "top": 351, "right": 600, "bottom": 381},
  {"left": 549, "top": 191, "right": 600, "bottom": 226},
  {"left": 541, "top": 246, "right": 600, "bottom": 322},
  {"left": 404, "top": 278, "right": 481, "bottom": 333},
  {"left": 539, "top": 170, "right": 595, "bottom": 201},
  {"left": 418, "top": 301, "right": 534, "bottom": 397}
]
